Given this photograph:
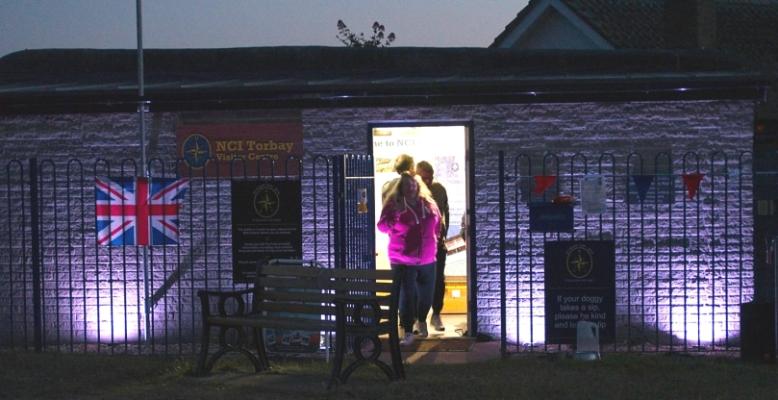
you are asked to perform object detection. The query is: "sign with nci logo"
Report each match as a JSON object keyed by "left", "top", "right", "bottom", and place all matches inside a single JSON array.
[
  {"left": 176, "top": 119, "right": 303, "bottom": 177},
  {"left": 231, "top": 180, "right": 302, "bottom": 283},
  {"left": 231, "top": 180, "right": 319, "bottom": 352},
  {"left": 544, "top": 241, "right": 615, "bottom": 344}
]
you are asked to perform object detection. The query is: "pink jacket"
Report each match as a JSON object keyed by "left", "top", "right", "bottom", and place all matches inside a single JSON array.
[{"left": 377, "top": 198, "right": 441, "bottom": 266}]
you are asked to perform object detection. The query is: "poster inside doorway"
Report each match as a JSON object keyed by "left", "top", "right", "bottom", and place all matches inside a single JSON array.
[{"left": 371, "top": 125, "right": 467, "bottom": 276}]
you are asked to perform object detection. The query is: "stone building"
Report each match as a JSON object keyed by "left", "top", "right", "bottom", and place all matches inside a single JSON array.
[{"left": 0, "top": 46, "right": 767, "bottom": 351}]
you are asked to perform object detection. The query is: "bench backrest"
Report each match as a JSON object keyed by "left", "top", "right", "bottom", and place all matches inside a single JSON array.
[{"left": 252, "top": 262, "right": 399, "bottom": 324}]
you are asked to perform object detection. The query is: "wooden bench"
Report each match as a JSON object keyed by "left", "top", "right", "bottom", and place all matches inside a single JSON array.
[{"left": 196, "top": 260, "right": 404, "bottom": 387}]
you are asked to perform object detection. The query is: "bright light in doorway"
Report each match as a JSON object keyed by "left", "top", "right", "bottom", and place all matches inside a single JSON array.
[{"left": 372, "top": 125, "right": 468, "bottom": 276}]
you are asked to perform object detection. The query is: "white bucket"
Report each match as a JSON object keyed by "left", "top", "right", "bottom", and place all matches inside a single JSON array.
[{"left": 574, "top": 321, "right": 601, "bottom": 361}]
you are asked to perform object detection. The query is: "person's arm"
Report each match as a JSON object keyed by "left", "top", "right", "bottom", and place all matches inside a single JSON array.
[
  {"left": 381, "top": 178, "right": 398, "bottom": 205},
  {"left": 428, "top": 200, "right": 443, "bottom": 243},
  {"left": 377, "top": 202, "right": 398, "bottom": 233},
  {"left": 439, "top": 184, "right": 449, "bottom": 239}
]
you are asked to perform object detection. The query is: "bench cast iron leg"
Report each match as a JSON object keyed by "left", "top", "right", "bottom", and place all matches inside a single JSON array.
[
  {"left": 195, "top": 322, "right": 212, "bottom": 375},
  {"left": 388, "top": 325, "right": 405, "bottom": 379},
  {"left": 200, "top": 326, "right": 265, "bottom": 374},
  {"left": 328, "top": 329, "right": 347, "bottom": 389},
  {"left": 254, "top": 328, "right": 270, "bottom": 370},
  {"left": 340, "top": 335, "right": 395, "bottom": 383}
]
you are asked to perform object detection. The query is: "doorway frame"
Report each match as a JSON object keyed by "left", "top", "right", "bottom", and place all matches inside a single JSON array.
[{"left": 367, "top": 120, "right": 477, "bottom": 337}]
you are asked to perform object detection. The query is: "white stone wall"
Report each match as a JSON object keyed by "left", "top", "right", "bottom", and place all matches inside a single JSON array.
[
  {"left": 0, "top": 99, "right": 755, "bottom": 347},
  {"left": 302, "top": 100, "right": 755, "bottom": 344}
]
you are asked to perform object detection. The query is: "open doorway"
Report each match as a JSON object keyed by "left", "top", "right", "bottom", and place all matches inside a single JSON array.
[{"left": 370, "top": 123, "right": 470, "bottom": 338}]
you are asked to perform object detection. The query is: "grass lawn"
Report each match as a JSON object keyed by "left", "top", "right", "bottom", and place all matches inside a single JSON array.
[{"left": 2, "top": 350, "right": 778, "bottom": 399}]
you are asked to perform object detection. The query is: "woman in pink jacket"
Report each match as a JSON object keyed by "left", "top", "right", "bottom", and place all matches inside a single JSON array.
[{"left": 377, "top": 172, "right": 441, "bottom": 345}]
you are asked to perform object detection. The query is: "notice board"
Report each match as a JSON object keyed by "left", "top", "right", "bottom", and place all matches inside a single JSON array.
[
  {"left": 544, "top": 240, "right": 615, "bottom": 344},
  {"left": 529, "top": 203, "right": 574, "bottom": 233},
  {"left": 231, "top": 180, "right": 302, "bottom": 283},
  {"left": 231, "top": 180, "right": 319, "bottom": 352}
]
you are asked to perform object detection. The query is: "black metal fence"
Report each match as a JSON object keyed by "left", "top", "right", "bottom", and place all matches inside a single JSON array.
[
  {"left": 2, "top": 149, "right": 764, "bottom": 356},
  {"left": 0, "top": 155, "right": 374, "bottom": 355},
  {"left": 498, "top": 150, "right": 755, "bottom": 354}
]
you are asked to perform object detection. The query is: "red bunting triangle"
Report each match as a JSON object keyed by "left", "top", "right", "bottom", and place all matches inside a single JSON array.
[
  {"left": 682, "top": 173, "right": 704, "bottom": 200},
  {"left": 533, "top": 175, "right": 557, "bottom": 195}
]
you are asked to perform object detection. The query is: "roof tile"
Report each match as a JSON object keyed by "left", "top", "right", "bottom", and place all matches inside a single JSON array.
[{"left": 494, "top": 0, "right": 778, "bottom": 60}]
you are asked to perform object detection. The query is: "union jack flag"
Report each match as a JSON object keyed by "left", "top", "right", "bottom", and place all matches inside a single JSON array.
[{"left": 95, "top": 177, "right": 189, "bottom": 246}]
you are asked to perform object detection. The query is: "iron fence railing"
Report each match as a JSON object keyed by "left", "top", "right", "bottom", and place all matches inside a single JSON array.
[
  {"left": 0, "top": 155, "right": 362, "bottom": 355},
  {"left": 499, "top": 150, "right": 757, "bottom": 354},
  {"left": 2, "top": 149, "right": 768, "bottom": 356}
]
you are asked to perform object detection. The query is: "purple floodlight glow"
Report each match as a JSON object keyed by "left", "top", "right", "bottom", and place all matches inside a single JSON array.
[
  {"left": 505, "top": 313, "right": 545, "bottom": 345},
  {"left": 659, "top": 304, "right": 732, "bottom": 345},
  {"left": 84, "top": 292, "right": 143, "bottom": 343}
]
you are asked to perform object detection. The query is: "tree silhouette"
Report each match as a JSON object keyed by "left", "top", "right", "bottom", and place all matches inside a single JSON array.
[{"left": 336, "top": 20, "right": 396, "bottom": 48}]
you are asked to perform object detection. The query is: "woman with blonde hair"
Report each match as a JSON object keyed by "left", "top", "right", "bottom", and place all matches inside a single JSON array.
[{"left": 377, "top": 172, "right": 441, "bottom": 345}]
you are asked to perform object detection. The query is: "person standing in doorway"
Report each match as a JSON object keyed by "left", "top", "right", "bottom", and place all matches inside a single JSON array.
[
  {"left": 416, "top": 160, "right": 449, "bottom": 332},
  {"left": 377, "top": 172, "right": 441, "bottom": 345},
  {"left": 381, "top": 154, "right": 415, "bottom": 203}
]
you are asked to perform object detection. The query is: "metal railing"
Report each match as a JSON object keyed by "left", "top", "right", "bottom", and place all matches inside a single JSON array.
[
  {"left": 499, "top": 150, "right": 756, "bottom": 354},
  {"left": 0, "top": 156, "right": 347, "bottom": 354}
]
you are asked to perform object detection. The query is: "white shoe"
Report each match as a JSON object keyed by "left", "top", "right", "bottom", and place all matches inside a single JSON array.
[
  {"left": 417, "top": 321, "right": 428, "bottom": 338},
  {"left": 400, "top": 332, "right": 415, "bottom": 346},
  {"left": 431, "top": 314, "right": 445, "bottom": 331}
]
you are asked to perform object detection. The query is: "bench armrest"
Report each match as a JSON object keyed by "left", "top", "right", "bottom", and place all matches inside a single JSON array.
[{"left": 198, "top": 288, "right": 254, "bottom": 318}]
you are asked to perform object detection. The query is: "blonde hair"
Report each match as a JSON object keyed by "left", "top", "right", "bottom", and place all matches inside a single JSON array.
[
  {"left": 384, "top": 172, "right": 435, "bottom": 208},
  {"left": 394, "top": 154, "right": 415, "bottom": 175}
]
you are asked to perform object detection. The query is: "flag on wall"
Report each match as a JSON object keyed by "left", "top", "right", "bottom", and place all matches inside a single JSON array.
[
  {"left": 631, "top": 175, "right": 655, "bottom": 203},
  {"left": 95, "top": 177, "right": 189, "bottom": 246},
  {"left": 682, "top": 173, "right": 704, "bottom": 200},
  {"left": 533, "top": 175, "right": 557, "bottom": 195},
  {"left": 580, "top": 174, "right": 606, "bottom": 214}
]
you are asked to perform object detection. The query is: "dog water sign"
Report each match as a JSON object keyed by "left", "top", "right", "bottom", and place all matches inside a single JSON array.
[{"left": 544, "top": 241, "right": 615, "bottom": 344}]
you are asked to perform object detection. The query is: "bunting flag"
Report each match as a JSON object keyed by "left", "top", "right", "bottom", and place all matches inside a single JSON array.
[
  {"left": 682, "top": 173, "right": 704, "bottom": 200},
  {"left": 580, "top": 174, "right": 605, "bottom": 215},
  {"left": 95, "top": 177, "right": 189, "bottom": 246},
  {"left": 631, "top": 175, "right": 655, "bottom": 203},
  {"left": 532, "top": 175, "right": 557, "bottom": 195}
]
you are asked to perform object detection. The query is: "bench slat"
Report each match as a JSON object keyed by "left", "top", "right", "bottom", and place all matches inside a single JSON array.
[
  {"left": 255, "top": 276, "right": 394, "bottom": 292},
  {"left": 257, "top": 264, "right": 395, "bottom": 280},
  {"left": 208, "top": 315, "right": 338, "bottom": 331},
  {"left": 253, "top": 302, "right": 390, "bottom": 320},
  {"left": 207, "top": 315, "right": 394, "bottom": 334},
  {"left": 253, "top": 290, "right": 391, "bottom": 304}
]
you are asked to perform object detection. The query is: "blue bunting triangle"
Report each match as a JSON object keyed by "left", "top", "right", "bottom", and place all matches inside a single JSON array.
[{"left": 631, "top": 175, "right": 654, "bottom": 202}]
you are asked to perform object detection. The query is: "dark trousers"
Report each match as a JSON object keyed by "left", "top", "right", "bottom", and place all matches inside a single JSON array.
[
  {"left": 393, "top": 262, "right": 435, "bottom": 332},
  {"left": 432, "top": 244, "right": 447, "bottom": 315}
]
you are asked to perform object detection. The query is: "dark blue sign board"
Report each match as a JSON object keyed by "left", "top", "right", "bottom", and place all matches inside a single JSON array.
[
  {"left": 544, "top": 240, "right": 615, "bottom": 344},
  {"left": 529, "top": 203, "right": 574, "bottom": 233},
  {"left": 231, "top": 180, "right": 302, "bottom": 283},
  {"left": 232, "top": 180, "right": 319, "bottom": 353}
]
